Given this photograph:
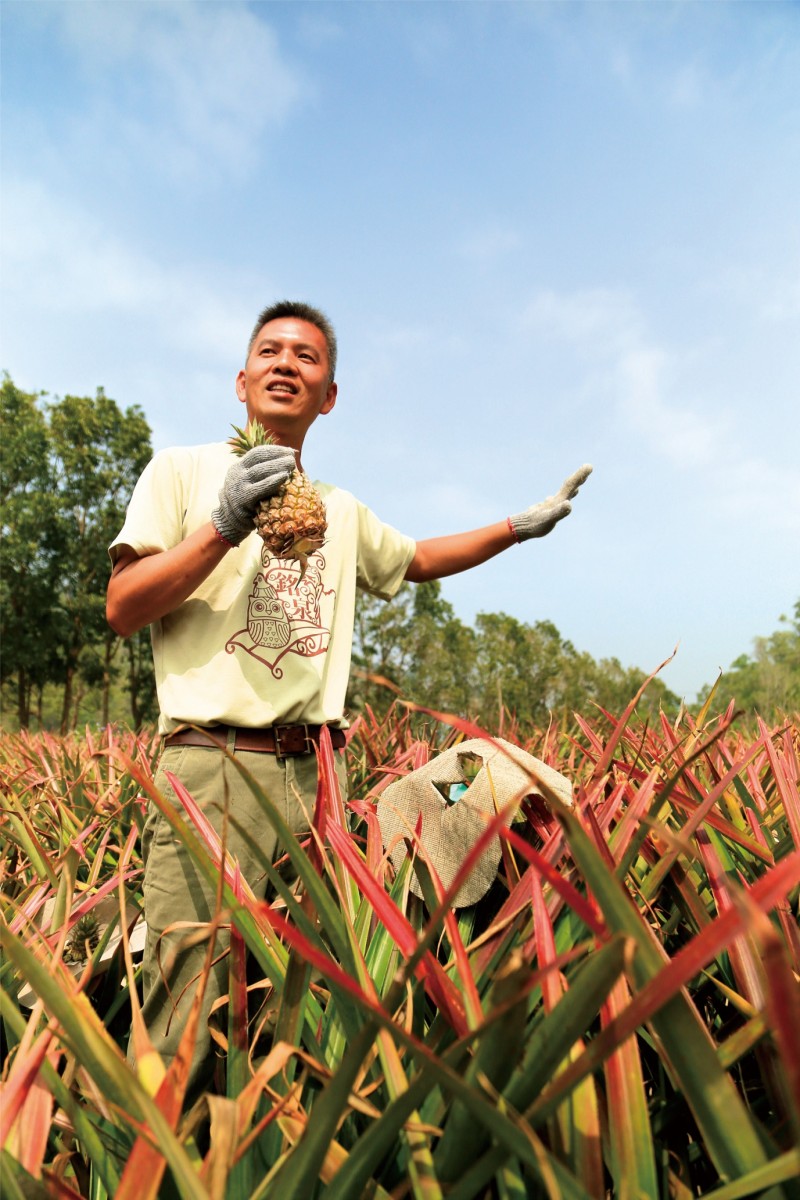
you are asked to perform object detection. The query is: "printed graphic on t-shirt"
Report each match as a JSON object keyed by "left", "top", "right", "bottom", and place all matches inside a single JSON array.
[{"left": 225, "top": 549, "right": 334, "bottom": 678}]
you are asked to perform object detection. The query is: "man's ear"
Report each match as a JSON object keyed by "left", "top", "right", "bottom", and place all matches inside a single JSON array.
[
  {"left": 235, "top": 369, "right": 247, "bottom": 404},
  {"left": 320, "top": 381, "right": 337, "bottom": 416}
]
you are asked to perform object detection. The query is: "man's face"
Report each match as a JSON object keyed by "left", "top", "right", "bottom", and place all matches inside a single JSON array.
[{"left": 235, "top": 317, "right": 337, "bottom": 448}]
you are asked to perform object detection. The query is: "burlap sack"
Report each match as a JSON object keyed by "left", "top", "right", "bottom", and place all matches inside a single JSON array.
[{"left": 377, "top": 737, "right": 573, "bottom": 907}]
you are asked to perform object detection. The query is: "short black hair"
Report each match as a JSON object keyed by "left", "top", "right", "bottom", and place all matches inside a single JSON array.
[{"left": 247, "top": 300, "right": 338, "bottom": 381}]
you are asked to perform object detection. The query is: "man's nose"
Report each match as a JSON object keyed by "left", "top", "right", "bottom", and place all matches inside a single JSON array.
[{"left": 273, "top": 349, "right": 297, "bottom": 372}]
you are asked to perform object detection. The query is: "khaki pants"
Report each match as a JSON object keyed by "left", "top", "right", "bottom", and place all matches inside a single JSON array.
[{"left": 131, "top": 739, "right": 346, "bottom": 1096}]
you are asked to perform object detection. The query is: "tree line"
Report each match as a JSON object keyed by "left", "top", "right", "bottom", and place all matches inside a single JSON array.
[
  {"left": 1, "top": 377, "right": 155, "bottom": 731},
  {"left": 2, "top": 375, "right": 797, "bottom": 732}
]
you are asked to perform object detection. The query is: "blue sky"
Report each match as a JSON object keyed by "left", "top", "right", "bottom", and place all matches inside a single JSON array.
[{"left": 3, "top": 0, "right": 799, "bottom": 702}]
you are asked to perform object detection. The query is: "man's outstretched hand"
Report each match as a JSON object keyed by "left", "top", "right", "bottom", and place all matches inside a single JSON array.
[
  {"left": 211, "top": 444, "right": 296, "bottom": 547},
  {"left": 508, "top": 464, "right": 593, "bottom": 542}
]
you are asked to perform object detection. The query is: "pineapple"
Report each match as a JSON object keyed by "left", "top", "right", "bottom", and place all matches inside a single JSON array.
[
  {"left": 64, "top": 912, "right": 104, "bottom": 964},
  {"left": 229, "top": 420, "right": 327, "bottom": 575}
]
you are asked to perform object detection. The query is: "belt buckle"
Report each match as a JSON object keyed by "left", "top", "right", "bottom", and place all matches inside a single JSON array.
[{"left": 274, "top": 724, "right": 314, "bottom": 759}]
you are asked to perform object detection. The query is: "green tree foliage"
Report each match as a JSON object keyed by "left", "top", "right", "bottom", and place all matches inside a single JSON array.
[
  {"left": 4, "top": 373, "right": 794, "bottom": 732},
  {"left": 0, "top": 379, "right": 61, "bottom": 725},
  {"left": 348, "top": 580, "right": 680, "bottom": 727},
  {"left": 1, "top": 376, "right": 155, "bottom": 730},
  {"left": 699, "top": 601, "right": 800, "bottom": 716}
]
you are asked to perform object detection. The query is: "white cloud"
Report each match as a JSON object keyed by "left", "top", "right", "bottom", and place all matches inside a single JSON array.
[
  {"left": 1, "top": 174, "right": 279, "bottom": 451},
  {"left": 522, "top": 285, "right": 800, "bottom": 532},
  {"left": 616, "top": 346, "right": 722, "bottom": 470},
  {"left": 27, "top": 1, "right": 308, "bottom": 177},
  {"left": 3, "top": 177, "right": 254, "bottom": 362}
]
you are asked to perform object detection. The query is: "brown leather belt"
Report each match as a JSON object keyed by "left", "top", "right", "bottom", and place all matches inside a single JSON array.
[{"left": 163, "top": 723, "right": 346, "bottom": 757}]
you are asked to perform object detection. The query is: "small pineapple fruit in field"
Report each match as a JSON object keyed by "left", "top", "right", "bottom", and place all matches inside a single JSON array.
[
  {"left": 229, "top": 420, "right": 327, "bottom": 575},
  {"left": 64, "top": 912, "right": 105, "bottom": 964}
]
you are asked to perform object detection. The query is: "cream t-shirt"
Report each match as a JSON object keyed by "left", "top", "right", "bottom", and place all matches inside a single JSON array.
[{"left": 110, "top": 443, "right": 416, "bottom": 734}]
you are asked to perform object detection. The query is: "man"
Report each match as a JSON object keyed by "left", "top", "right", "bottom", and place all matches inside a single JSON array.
[{"left": 107, "top": 299, "right": 591, "bottom": 1090}]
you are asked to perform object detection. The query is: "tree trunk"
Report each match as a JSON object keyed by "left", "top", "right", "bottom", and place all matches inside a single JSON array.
[
  {"left": 127, "top": 638, "right": 141, "bottom": 728},
  {"left": 17, "top": 669, "right": 30, "bottom": 728},
  {"left": 60, "top": 665, "right": 74, "bottom": 735},
  {"left": 71, "top": 678, "right": 85, "bottom": 730},
  {"left": 101, "top": 633, "right": 118, "bottom": 727}
]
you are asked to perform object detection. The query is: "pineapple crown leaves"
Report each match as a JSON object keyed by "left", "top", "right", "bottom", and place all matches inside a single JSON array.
[
  {"left": 64, "top": 912, "right": 105, "bottom": 963},
  {"left": 228, "top": 419, "right": 279, "bottom": 457}
]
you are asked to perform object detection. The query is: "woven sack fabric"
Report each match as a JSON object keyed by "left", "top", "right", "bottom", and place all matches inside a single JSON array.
[{"left": 377, "top": 737, "right": 573, "bottom": 908}]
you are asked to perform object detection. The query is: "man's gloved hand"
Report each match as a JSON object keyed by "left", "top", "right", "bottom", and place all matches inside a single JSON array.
[
  {"left": 211, "top": 444, "right": 297, "bottom": 546},
  {"left": 509, "top": 464, "right": 593, "bottom": 541}
]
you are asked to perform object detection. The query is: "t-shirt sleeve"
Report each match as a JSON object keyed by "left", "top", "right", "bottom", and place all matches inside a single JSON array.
[
  {"left": 355, "top": 501, "right": 416, "bottom": 600},
  {"left": 108, "top": 448, "right": 192, "bottom": 562}
]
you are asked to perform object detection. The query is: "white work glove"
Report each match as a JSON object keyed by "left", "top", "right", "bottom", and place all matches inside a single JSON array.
[
  {"left": 211, "top": 444, "right": 296, "bottom": 546},
  {"left": 508, "top": 464, "right": 593, "bottom": 541}
]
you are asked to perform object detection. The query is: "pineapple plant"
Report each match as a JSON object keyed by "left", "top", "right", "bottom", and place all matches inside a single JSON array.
[
  {"left": 229, "top": 419, "right": 327, "bottom": 574},
  {"left": 63, "top": 912, "right": 105, "bottom": 964}
]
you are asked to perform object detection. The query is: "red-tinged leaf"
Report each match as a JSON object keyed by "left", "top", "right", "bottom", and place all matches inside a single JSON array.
[
  {"left": 641, "top": 736, "right": 774, "bottom": 900},
  {"left": 325, "top": 822, "right": 468, "bottom": 1033},
  {"left": 228, "top": 865, "right": 249, "bottom": 1082},
  {"left": 745, "top": 760, "right": 770, "bottom": 814},
  {"left": 116, "top": 924, "right": 215, "bottom": 1200},
  {"left": 362, "top": 801, "right": 386, "bottom": 885},
  {"left": 53, "top": 868, "right": 139, "bottom": 935},
  {"left": 612, "top": 750, "right": 775, "bottom": 864},
  {"left": 400, "top": 702, "right": 508, "bottom": 752},
  {"left": 531, "top": 850, "right": 800, "bottom": 1111},
  {"left": 529, "top": 872, "right": 603, "bottom": 1191},
  {"left": 6, "top": 882, "right": 52, "bottom": 936},
  {"left": 12, "top": 1045, "right": 60, "bottom": 1177},
  {"left": 410, "top": 838, "right": 484, "bottom": 1029},
  {"left": 584, "top": 649, "right": 678, "bottom": 785},
  {"left": 593, "top": 778, "right": 632, "bottom": 838},
  {"left": 564, "top": 1046, "right": 604, "bottom": 1199},
  {"left": 758, "top": 716, "right": 800, "bottom": 850},
  {"left": 745, "top": 890, "right": 800, "bottom": 1143},
  {"left": 696, "top": 830, "right": 765, "bottom": 1008},
  {"left": 164, "top": 769, "right": 241, "bottom": 888},
  {"left": 326, "top": 822, "right": 419, "bottom": 959},
  {"left": 41, "top": 1172, "right": 85, "bottom": 1200},
  {"left": 410, "top": 739, "right": 431, "bottom": 771},
  {"left": 471, "top": 817, "right": 604, "bottom": 981},
  {"left": 0, "top": 1026, "right": 57, "bottom": 1152},
  {"left": 607, "top": 768, "right": 660, "bottom": 866},
  {"left": 502, "top": 825, "right": 605, "bottom": 937},
  {"left": 745, "top": 807, "right": 774, "bottom": 854},
  {"left": 258, "top": 904, "right": 391, "bottom": 1019},
  {"left": 601, "top": 976, "right": 658, "bottom": 1200},
  {"left": 316, "top": 724, "right": 348, "bottom": 832},
  {"left": 443, "top": 912, "right": 483, "bottom": 1031},
  {"left": 530, "top": 872, "right": 562, "bottom": 1012},
  {"left": 582, "top": 798, "right": 617, "bottom": 870},
  {"left": 113, "top": 801, "right": 221, "bottom": 1200},
  {"left": 572, "top": 712, "right": 605, "bottom": 759}
]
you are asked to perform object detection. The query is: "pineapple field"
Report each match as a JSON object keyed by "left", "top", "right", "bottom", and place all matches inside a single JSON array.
[{"left": 1, "top": 692, "right": 799, "bottom": 1199}]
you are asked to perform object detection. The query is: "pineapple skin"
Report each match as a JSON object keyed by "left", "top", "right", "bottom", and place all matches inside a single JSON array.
[
  {"left": 229, "top": 420, "right": 328, "bottom": 571},
  {"left": 254, "top": 471, "right": 327, "bottom": 562}
]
